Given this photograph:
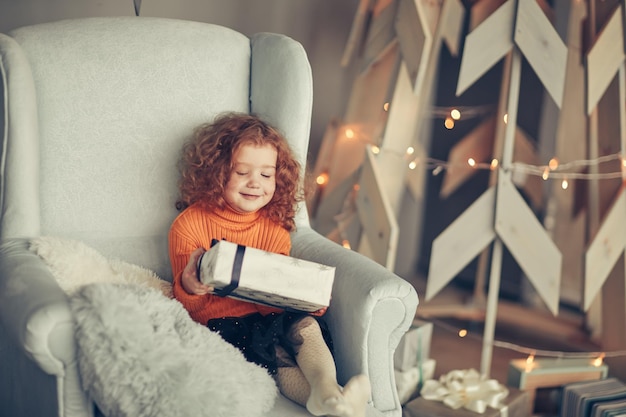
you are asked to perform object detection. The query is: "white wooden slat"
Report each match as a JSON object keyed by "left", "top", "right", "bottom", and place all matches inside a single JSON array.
[
  {"left": 382, "top": 62, "right": 420, "bottom": 154},
  {"left": 426, "top": 187, "right": 496, "bottom": 300},
  {"left": 355, "top": 147, "right": 399, "bottom": 270},
  {"left": 440, "top": 0, "right": 465, "bottom": 56},
  {"left": 341, "top": 0, "right": 375, "bottom": 67},
  {"left": 584, "top": 188, "right": 626, "bottom": 311},
  {"left": 514, "top": 0, "right": 568, "bottom": 108},
  {"left": 456, "top": 0, "right": 515, "bottom": 96},
  {"left": 586, "top": 6, "right": 625, "bottom": 114},
  {"left": 361, "top": 0, "right": 400, "bottom": 72},
  {"left": 511, "top": 127, "right": 543, "bottom": 209},
  {"left": 395, "top": 0, "right": 434, "bottom": 95},
  {"left": 378, "top": 62, "right": 420, "bottom": 212},
  {"left": 495, "top": 174, "right": 562, "bottom": 315},
  {"left": 469, "top": 0, "right": 506, "bottom": 31}
]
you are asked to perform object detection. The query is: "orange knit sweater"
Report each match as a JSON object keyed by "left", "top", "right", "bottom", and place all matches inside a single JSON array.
[{"left": 168, "top": 203, "right": 292, "bottom": 324}]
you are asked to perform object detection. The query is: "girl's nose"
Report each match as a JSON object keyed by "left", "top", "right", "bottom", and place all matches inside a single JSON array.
[{"left": 247, "top": 176, "right": 260, "bottom": 187}]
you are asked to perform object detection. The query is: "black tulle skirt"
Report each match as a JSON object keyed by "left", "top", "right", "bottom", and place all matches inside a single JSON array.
[{"left": 207, "top": 312, "right": 333, "bottom": 375}]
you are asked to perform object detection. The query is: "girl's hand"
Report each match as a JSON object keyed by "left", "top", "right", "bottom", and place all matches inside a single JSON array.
[
  {"left": 181, "top": 247, "right": 214, "bottom": 295},
  {"left": 311, "top": 306, "right": 328, "bottom": 316}
]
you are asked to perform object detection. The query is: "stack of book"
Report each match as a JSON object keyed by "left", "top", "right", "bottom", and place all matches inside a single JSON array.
[{"left": 560, "top": 378, "right": 626, "bottom": 417}]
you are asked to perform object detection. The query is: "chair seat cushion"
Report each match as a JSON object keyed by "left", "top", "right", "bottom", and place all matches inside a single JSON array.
[{"left": 70, "top": 282, "right": 278, "bottom": 417}]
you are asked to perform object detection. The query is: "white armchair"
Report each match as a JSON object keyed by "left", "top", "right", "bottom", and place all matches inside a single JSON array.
[{"left": 0, "top": 17, "right": 418, "bottom": 417}]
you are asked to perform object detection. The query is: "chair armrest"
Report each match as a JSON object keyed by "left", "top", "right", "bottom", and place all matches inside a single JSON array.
[
  {"left": 0, "top": 238, "right": 77, "bottom": 376},
  {"left": 290, "top": 227, "right": 419, "bottom": 416}
]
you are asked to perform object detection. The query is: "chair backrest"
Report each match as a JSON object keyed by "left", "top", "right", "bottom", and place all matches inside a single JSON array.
[{"left": 0, "top": 17, "right": 313, "bottom": 280}]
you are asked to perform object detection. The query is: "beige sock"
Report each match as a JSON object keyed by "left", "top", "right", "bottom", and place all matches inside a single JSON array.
[
  {"left": 289, "top": 317, "right": 348, "bottom": 416},
  {"left": 341, "top": 374, "right": 371, "bottom": 417}
]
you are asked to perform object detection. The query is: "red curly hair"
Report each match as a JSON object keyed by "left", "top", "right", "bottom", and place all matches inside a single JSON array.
[{"left": 176, "top": 112, "right": 303, "bottom": 231}]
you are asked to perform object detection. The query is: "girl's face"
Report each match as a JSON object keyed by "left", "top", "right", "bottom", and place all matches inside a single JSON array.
[{"left": 224, "top": 143, "right": 277, "bottom": 214}]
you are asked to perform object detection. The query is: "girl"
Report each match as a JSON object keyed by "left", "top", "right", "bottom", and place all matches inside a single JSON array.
[{"left": 168, "top": 112, "right": 370, "bottom": 417}]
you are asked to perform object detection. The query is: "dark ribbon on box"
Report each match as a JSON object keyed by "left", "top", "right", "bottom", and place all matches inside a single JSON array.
[{"left": 214, "top": 241, "right": 246, "bottom": 297}]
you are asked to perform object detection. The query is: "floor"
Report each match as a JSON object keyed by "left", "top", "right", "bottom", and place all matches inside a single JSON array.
[{"left": 401, "top": 273, "right": 603, "bottom": 416}]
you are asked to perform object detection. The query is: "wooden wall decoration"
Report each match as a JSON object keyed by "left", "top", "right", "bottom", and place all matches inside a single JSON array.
[
  {"left": 356, "top": 147, "right": 400, "bottom": 269},
  {"left": 395, "top": 0, "right": 440, "bottom": 94},
  {"left": 427, "top": 0, "right": 567, "bottom": 376},
  {"left": 312, "top": 0, "right": 466, "bottom": 272},
  {"left": 583, "top": 4, "right": 626, "bottom": 311}
]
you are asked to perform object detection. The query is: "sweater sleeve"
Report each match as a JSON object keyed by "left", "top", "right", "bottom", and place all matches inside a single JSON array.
[{"left": 168, "top": 213, "right": 212, "bottom": 315}]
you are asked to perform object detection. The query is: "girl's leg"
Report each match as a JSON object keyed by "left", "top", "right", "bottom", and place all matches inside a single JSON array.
[
  {"left": 288, "top": 316, "right": 370, "bottom": 417},
  {"left": 275, "top": 364, "right": 310, "bottom": 406}
]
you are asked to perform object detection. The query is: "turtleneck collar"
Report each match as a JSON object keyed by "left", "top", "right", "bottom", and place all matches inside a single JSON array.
[{"left": 214, "top": 203, "right": 262, "bottom": 224}]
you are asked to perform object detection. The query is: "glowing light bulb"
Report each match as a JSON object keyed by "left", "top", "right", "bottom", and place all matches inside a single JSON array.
[
  {"left": 525, "top": 354, "right": 535, "bottom": 372},
  {"left": 468, "top": 158, "right": 476, "bottom": 167},
  {"left": 406, "top": 146, "right": 415, "bottom": 155},
  {"left": 450, "top": 109, "right": 461, "bottom": 120},
  {"left": 408, "top": 160, "right": 417, "bottom": 170},
  {"left": 542, "top": 167, "right": 550, "bottom": 180},
  {"left": 593, "top": 353, "right": 605, "bottom": 367},
  {"left": 345, "top": 128, "right": 355, "bottom": 139},
  {"left": 342, "top": 240, "right": 351, "bottom": 249},
  {"left": 383, "top": 102, "right": 390, "bottom": 112},
  {"left": 490, "top": 159, "right": 499, "bottom": 170},
  {"left": 458, "top": 329, "right": 467, "bottom": 337},
  {"left": 548, "top": 158, "right": 559, "bottom": 170},
  {"left": 316, "top": 173, "right": 329, "bottom": 186},
  {"left": 503, "top": 113, "right": 508, "bottom": 124},
  {"left": 444, "top": 117, "right": 454, "bottom": 129},
  {"left": 561, "top": 178, "right": 569, "bottom": 190},
  {"left": 371, "top": 146, "right": 380, "bottom": 154}
]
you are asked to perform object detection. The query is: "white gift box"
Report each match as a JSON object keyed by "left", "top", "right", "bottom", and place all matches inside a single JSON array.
[
  {"left": 395, "top": 359, "right": 437, "bottom": 405},
  {"left": 394, "top": 320, "right": 433, "bottom": 371},
  {"left": 197, "top": 240, "right": 335, "bottom": 312}
]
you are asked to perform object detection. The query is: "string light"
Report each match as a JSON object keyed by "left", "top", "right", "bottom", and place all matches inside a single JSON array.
[
  {"left": 349, "top": 127, "right": 626, "bottom": 180},
  {"left": 363, "top": 143, "right": 626, "bottom": 181},
  {"left": 549, "top": 157, "right": 559, "bottom": 170},
  {"left": 444, "top": 117, "right": 455, "bottom": 129},
  {"left": 316, "top": 172, "right": 329, "bottom": 186},
  {"left": 420, "top": 317, "right": 626, "bottom": 360},
  {"left": 429, "top": 104, "right": 493, "bottom": 119}
]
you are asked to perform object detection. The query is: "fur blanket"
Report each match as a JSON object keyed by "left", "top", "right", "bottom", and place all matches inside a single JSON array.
[
  {"left": 29, "top": 236, "right": 172, "bottom": 297},
  {"left": 30, "top": 236, "right": 278, "bottom": 417}
]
